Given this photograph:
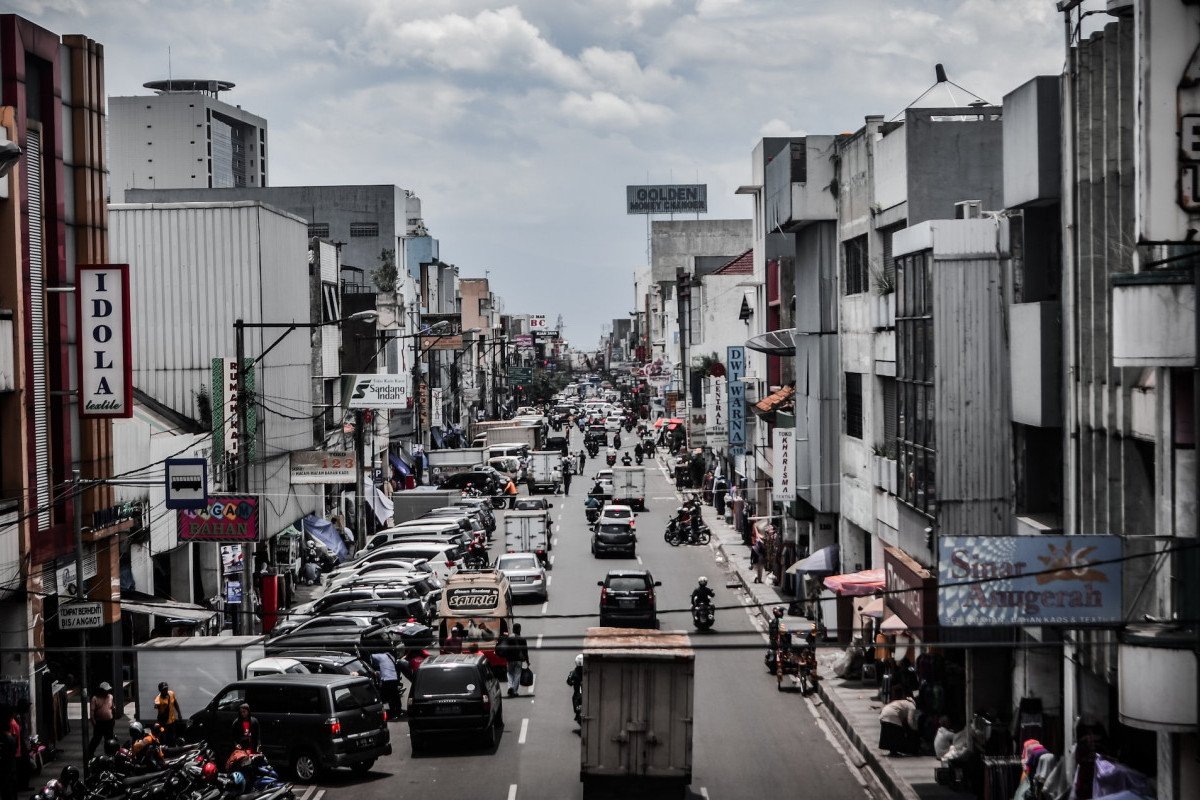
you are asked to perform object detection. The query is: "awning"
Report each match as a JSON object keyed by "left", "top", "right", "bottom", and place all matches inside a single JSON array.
[
  {"left": 389, "top": 454, "right": 412, "bottom": 477},
  {"left": 823, "top": 568, "right": 886, "bottom": 597},
  {"left": 861, "top": 596, "right": 885, "bottom": 618},
  {"left": 754, "top": 384, "right": 795, "bottom": 416},
  {"left": 745, "top": 328, "right": 797, "bottom": 357},
  {"left": 786, "top": 544, "right": 839, "bottom": 575},
  {"left": 881, "top": 612, "right": 909, "bottom": 633},
  {"left": 120, "top": 599, "right": 217, "bottom": 624},
  {"left": 653, "top": 419, "right": 666, "bottom": 428},
  {"left": 430, "top": 428, "right": 446, "bottom": 449}
]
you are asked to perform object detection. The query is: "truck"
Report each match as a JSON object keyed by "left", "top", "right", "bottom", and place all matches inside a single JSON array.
[
  {"left": 503, "top": 509, "right": 552, "bottom": 566},
  {"left": 610, "top": 466, "right": 647, "bottom": 510},
  {"left": 527, "top": 450, "right": 563, "bottom": 493},
  {"left": 484, "top": 425, "right": 542, "bottom": 452},
  {"left": 580, "top": 628, "right": 694, "bottom": 800},
  {"left": 391, "top": 488, "right": 461, "bottom": 524},
  {"left": 425, "top": 448, "right": 487, "bottom": 482},
  {"left": 468, "top": 418, "right": 540, "bottom": 443},
  {"left": 134, "top": 635, "right": 265, "bottom": 722}
]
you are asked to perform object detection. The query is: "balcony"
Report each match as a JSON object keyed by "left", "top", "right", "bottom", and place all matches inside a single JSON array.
[
  {"left": 764, "top": 136, "right": 838, "bottom": 232},
  {"left": 1111, "top": 270, "right": 1194, "bottom": 367}
]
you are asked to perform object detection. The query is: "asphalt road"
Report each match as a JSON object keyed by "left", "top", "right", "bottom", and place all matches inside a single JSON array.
[{"left": 310, "top": 448, "right": 874, "bottom": 800}]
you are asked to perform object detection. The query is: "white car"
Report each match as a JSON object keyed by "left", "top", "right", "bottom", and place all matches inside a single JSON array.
[
  {"left": 597, "top": 503, "right": 636, "bottom": 529},
  {"left": 604, "top": 415, "right": 624, "bottom": 432},
  {"left": 495, "top": 552, "right": 548, "bottom": 602}
]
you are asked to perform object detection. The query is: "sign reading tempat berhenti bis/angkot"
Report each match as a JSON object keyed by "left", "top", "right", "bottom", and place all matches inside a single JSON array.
[
  {"left": 937, "top": 536, "right": 1123, "bottom": 626},
  {"left": 289, "top": 451, "right": 356, "bottom": 485},
  {"left": 76, "top": 265, "right": 132, "bottom": 418},
  {"left": 59, "top": 601, "right": 104, "bottom": 630},
  {"left": 178, "top": 495, "right": 260, "bottom": 542},
  {"left": 626, "top": 184, "right": 708, "bottom": 214},
  {"left": 343, "top": 374, "right": 408, "bottom": 409}
]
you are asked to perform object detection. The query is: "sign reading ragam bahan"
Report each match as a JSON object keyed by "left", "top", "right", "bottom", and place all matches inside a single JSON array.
[{"left": 626, "top": 184, "right": 708, "bottom": 214}]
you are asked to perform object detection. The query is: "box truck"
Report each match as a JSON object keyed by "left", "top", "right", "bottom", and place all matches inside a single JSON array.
[
  {"left": 391, "top": 488, "right": 461, "bottom": 523},
  {"left": 134, "top": 635, "right": 265, "bottom": 722},
  {"left": 610, "top": 466, "right": 647, "bottom": 510},
  {"left": 580, "top": 628, "right": 694, "bottom": 799},
  {"left": 527, "top": 450, "right": 563, "bottom": 494},
  {"left": 425, "top": 448, "right": 486, "bottom": 481},
  {"left": 503, "top": 509, "right": 552, "bottom": 566}
]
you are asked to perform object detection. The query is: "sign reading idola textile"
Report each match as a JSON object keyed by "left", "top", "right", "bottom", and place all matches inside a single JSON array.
[
  {"left": 77, "top": 265, "right": 132, "bottom": 418},
  {"left": 179, "top": 495, "right": 260, "bottom": 542},
  {"left": 937, "top": 536, "right": 1122, "bottom": 626},
  {"left": 626, "top": 184, "right": 708, "bottom": 214}
]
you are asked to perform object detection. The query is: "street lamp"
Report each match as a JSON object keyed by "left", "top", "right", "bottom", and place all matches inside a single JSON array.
[{"left": 232, "top": 309, "right": 377, "bottom": 635}]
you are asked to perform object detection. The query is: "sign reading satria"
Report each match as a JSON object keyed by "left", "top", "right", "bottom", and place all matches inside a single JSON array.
[
  {"left": 626, "top": 184, "right": 708, "bottom": 214},
  {"left": 446, "top": 587, "right": 500, "bottom": 610}
]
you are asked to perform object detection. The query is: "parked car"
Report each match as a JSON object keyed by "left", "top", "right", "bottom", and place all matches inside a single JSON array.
[
  {"left": 494, "top": 552, "right": 548, "bottom": 602},
  {"left": 591, "top": 521, "right": 637, "bottom": 558},
  {"left": 438, "top": 471, "right": 499, "bottom": 494},
  {"left": 406, "top": 653, "right": 504, "bottom": 753},
  {"left": 420, "top": 506, "right": 491, "bottom": 535},
  {"left": 364, "top": 522, "right": 469, "bottom": 553},
  {"left": 188, "top": 674, "right": 390, "bottom": 779},
  {"left": 242, "top": 657, "right": 310, "bottom": 679},
  {"left": 451, "top": 497, "right": 497, "bottom": 533},
  {"left": 265, "top": 614, "right": 402, "bottom": 657},
  {"left": 270, "top": 649, "right": 380, "bottom": 683},
  {"left": 596, "top": 503, "right": 635, "bottom": 529},
  {"left": 597, "top": 569, "right": 660, "bottom": 628}
]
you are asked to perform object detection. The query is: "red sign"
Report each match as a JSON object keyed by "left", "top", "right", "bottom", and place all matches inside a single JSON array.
[{"left": 178, "top": 495, "right": 260, "bottom": 542}]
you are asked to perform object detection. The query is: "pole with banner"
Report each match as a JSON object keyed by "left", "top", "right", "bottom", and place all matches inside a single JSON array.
[{"left": 727, "top": 346, "right": 746, "bottom": 456}]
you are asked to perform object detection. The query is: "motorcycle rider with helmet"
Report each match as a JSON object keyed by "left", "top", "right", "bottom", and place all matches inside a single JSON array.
[
  {"left": 690, "top": 577, "right": 715, "bottom": 607},
  {"left": 566, "top": 654, "right": 584, "bottom": 725}
]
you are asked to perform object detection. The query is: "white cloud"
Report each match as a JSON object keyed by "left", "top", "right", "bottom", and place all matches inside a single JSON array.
[
  {"left": 759, "top": 119, "right": 806, "bottom": 138},
  {"left": 560, "top": 91, "right": 673, "bottom": 129}
]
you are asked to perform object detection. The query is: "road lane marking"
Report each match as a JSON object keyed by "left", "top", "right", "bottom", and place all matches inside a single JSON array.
[
  {"left": 312, "top": 791, "right": 325, "bottom": 800},
  {"left": 546, "top": 575, "right": 553, "bottom": 586},
  {"left": 540, "top": 601, "right": 548, "bottom": 615},
  {"left": 518, "top": 718, "right": 529, "bottom": 744},
  {"left": 699, "top": 789, "right": 710, "bottom": 799},
  {"left": 636, "top": 555, "right": 643, "bottom": 565},
  {"left": 507, "top": 785, "right": 517, "bottom": 800},
  {"left": 536, "top": 634, "right": 544, "bottom": 648},
  {"left": 549, "top": 554, "right": 555, "bottom": 565},
  {"left": 552, "top": 537, "right": 558, "bottom": 546},
  {"left": 296, "top": 788, "right": 314, "bottom": 800}
]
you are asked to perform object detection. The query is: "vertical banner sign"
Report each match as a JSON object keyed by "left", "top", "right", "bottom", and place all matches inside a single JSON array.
[
  {"left": 727, "top": 346, "right": 746, "bottom": 455},
  {"left": 419, "top": 383, "right": 429, "bottom": 429},
  {"left": 76, "top": 265, "right": 132, "bottom": 418},
  {"left": 430, "top": 388, "right": 443, "bottom": 428},
  {"left": 706, "top": 376, "right": 726, "bottom": 437},
  {"left": 772, "top": 428, "right": 796, "bottom": 502}
]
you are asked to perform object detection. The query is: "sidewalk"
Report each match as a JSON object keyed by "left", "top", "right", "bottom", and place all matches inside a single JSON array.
[{"left": 658, "top": 454, "right": 955, "bottom": 800}]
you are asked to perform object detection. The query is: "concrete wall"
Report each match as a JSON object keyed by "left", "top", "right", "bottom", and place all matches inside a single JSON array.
[
  {"left": 650, "top": 219, "right": 753, "bottom": 284},
  {"left": 905, "top": 107, "right": 1004, "bottom": 221}
]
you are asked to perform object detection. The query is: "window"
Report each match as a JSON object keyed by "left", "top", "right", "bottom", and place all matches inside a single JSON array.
[
  {"left": 308, "top": 223, "right": 330, "bottom": 239},
  {"left": 845, "top": 373, "right": 863, "bottom": 439},
  {"left": 215, "top": 688, "right": 246, "bottom": 712},
  {"left": 350, "top": 222, "right": 379, "bottom": 238},
  {"left": 896, "top": 250, "right": 936, "bottom": 516},
  {"left": 322, "top": 282, "right": 340, "bottom": 323},
  {"left": 843, "top": 235, "right": 869, "bottom": 295}
]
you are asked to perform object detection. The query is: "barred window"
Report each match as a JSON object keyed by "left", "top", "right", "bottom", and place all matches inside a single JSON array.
[
  {"left": 845, "top": 372, "right": 863, "bottom": 439},
  {"left": 308, "top": 223, "right": 330, "bottom": 239},
  {"left": 844, "top": 235, "right": 869, "bottom": 295},
  {"left": 896, "top": 249, "right": 936, "bottom": 517},
  {"left": 350, "top": 222, "right": 379, "bottom": 238}
]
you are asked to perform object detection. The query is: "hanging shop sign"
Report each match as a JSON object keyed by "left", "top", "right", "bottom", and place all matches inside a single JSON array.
[
  {"left": 885, "top": 546, "right": 937, "bottom": 639},
  {"left": 289, "top": 450, "right": 356, "bottom": 484},
  {"left": 727, "top": 346, "right": 746, "bottom": 456},
  {"left": 937, "top": 535, "right": 1123, "bottom": 626},
  {"left": 77, "top": 264, "right": 132, "bottom": 418},
  {"left": 430, "top": 388, "right": 444, "bottom": 427},
  {"left": 179, "top": 495, "right": 260, "bottom": 542},
  {"left": 344, "top": 373, "right": 408, "bottom": 409},
  {"left": 772, "top": 428, "right": 795, "bottom": 502}
]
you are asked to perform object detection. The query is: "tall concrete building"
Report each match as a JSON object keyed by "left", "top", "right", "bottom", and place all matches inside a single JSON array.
[{"left": 109, "top": 79, "right": 267, "bottom": 195}]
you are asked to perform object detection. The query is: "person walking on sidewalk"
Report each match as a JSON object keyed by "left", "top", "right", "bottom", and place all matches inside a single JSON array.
[
  {"left": 87, "top": 681, "right": 116, "bottom": 758},
  {"left": 505, "top": 623, "right": 530, "bottom": 697},
  {"left": 230, "top": 703, "right": 261, "bottom": 752},
  {"left": 153, "top": 682, "right": 183, "bottom": 745},
  {"left": 751, "top": 537, "right": 766, "bottom": 583}
]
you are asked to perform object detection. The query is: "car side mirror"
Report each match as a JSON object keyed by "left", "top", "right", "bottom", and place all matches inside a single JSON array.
[
  {"left": 597, "top": 580, "right": 604, "bottom": 587},
  {"left": 654, "top": 581, "right": 662, "bottom": 587}
]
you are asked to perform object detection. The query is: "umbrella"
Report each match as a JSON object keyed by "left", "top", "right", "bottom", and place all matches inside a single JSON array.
[
  {"left": 786, "top": 544, "right": 839, "bottom": 575},
  {"left": 653, "top": 419, "right": 666, "bottom": 428}
]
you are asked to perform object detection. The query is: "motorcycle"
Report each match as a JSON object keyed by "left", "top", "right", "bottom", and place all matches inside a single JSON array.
[
  {"left": 664, "top": 512, "right": 711, "bottom": 546},
  {"left": 691, "top": 600, "right": 715, "bottom": 631},
  {"left": 620, "top": 453, "right": 633, "bottom": 467},
  {"left": 605, "top": 453, "right": 616, "bottom": 467},
  {"left": 634, "top": 452, "right": 643, "bottom": 466},
  {"left": 586, "top": 441, "right": 599, "bottom": 458},
  {"left": 613, "top": 434, "right": 621, "bottom": 450}
]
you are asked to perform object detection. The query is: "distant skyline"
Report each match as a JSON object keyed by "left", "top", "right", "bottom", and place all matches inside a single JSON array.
[{"left": 10, "top": 1, "right": 1081, "bottom": 346}]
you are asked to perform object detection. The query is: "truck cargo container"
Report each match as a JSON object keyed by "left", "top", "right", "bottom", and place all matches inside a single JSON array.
[
  {"left": 390, "top": 489, "right": 461, "bottom": 523},
  {"left": 134, "top": 635, "right": 266, "bottom": 722},
  {"left": 610, "top": 466, "right": 647, "bottom": 510},
  {"left": 527, "top": 450, "right": 563, "bottom": 493}
]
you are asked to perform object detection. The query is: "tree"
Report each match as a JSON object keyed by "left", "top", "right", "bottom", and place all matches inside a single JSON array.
[{"left": 372, "top": 248, "right": 399, "bottom": 293}]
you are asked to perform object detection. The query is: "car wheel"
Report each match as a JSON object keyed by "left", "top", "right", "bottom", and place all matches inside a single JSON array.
[
  {"left": 351, "top": 759, "right": 376, "bottom": 774},
  {"left": 289, "top": 749, "right": 321, "bottom": 781}
]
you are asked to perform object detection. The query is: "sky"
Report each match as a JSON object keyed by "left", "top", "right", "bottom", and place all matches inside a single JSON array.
[{"left": 10, "top": 0, "right": 1077, "bottom": 346}]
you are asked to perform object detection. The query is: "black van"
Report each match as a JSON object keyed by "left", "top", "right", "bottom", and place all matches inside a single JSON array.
[{"left": 189, "top": 673, "right": 391, "bottom": 780}]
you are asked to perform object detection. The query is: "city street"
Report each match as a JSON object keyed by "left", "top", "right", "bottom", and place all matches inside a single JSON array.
[{"left": 304, "top": 453, "right": 874, "bottom": 800}]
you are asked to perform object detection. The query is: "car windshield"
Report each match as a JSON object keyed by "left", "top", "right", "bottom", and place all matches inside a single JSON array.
[
  {"left": 607, "top": 577, "right": 648, "bottom": 592},
  {"left": 333, "top": 682, "right": 380, "bottom": 710},
  {"left": 416, "top": 666, "right": 480, "bottom": 697},
  {"left": 603, "top": 508, "right": 631, "bottom": 518},
  {"left": 499, "top": 556, "right": 539, "bottom": 570},
  {"left": 598, "top": 524, "right": 631, "bottom": 535}
]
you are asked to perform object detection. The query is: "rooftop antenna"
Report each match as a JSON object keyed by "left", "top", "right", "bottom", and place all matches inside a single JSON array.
[{"left": 890, "top": 63, "right": 988, "bottom": 121}]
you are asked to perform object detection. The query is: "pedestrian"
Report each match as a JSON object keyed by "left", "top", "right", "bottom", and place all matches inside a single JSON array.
[
  {"left": 0, "top": 706, "right": 18, "bottom": 800},
  {"left": 371, "top": 651, "right": 403, "bottom": 718},
  {"left": 230, "top": 703, "right": 261, "bottom": 752},
  {"left": 87, "top": 681, "right": 116, "bottom": 758},
  {"left": 562, "top": 460, "right": 573, "bottom": 496},
  {"left": 153, "top": 681, "right": 182, "bottom": 744},
  {"left": 505, "top": 623, "right": 530, "bottom": 697},
  {"left": 752, "top": 536, "right": 766, "bottom": 584},
  {"left": 504, "top": 477, "right": 519, "bottom": 509},
  {"left": 714, "top": 476, "right": 728, "bottom": 518},
  {"left": 6, "top": 704, "right": 23, "bottom": 791},
  {"left": 331, "top": 514, "right": 355, "bottom": 559},
  {"left": 878, "top": 692, "right": 919, "bottom": 756},
  {"left": 578, "top": 449, "right": 587, "bottom": 474}
]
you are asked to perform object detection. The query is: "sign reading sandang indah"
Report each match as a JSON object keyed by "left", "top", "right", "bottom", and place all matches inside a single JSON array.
[
  {"left": 937, "top": 536, "right": 1122, "bottom": 626},
  {"left": 626, "top": 184, "right": 708, "bottom": 214}
]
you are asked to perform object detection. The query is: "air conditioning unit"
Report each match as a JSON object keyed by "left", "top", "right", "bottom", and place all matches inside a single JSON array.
[{"left": 955, "top": 200, "right": 982, "bottom": 219}]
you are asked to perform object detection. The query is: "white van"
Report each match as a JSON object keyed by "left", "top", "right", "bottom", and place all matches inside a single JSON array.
[
  {"left": 243, "top": 657, "right": 310, "bottom": 678},
  {"left": 487, "top": 443, "right": 529, "bottom": 460}
]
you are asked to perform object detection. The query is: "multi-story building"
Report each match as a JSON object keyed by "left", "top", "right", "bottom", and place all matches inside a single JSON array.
[{"left": 109, "top": 79, "right": 268, "bottom": 194}]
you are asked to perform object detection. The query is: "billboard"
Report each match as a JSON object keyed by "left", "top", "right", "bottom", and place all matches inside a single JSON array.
[
  {"left": 938, "top": 536, "right": 1123, "bottom": 626},
  {"left": 344, "top": 374, "right": 409, "bottom": 409},
  {"left": 289, "top": 450, "right": 356, "bottom": 484},
  {"left": 77, "top": 265, "right": 132, "bottom": 418},
  {"left": 178, "top": 495, "right": 260, "bottom": 542},
  {"left": 626, "top": 184, "right": 708, "bottom": 215}
]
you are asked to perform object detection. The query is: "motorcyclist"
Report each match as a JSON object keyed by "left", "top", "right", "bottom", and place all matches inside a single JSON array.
[
  {"left": 127, "top": 722, "right": 167, "bottom": 770},
  {"left": 605, "top": 447, "right": 617, "bottom": 465},
  {"left": 566, "top": 654, "right": 584, "bottom": 724},
  {"left": 633, "top": 442, "right": 644, "bottom": 462},
  {"left": 613, "top": 432, "right": 621, "bottom": 449},
  {"left": 690, "top": 577, "right": 715, "bottom": 607},
  {"left": 620, "top": 452, "right": 633, "bottom": 466}
]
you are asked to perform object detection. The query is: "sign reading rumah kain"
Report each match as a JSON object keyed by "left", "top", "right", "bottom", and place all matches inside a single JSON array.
[
  {"left": 178, "top": 495, "right": 260, "bottom": 542},
  {"left": 77, "top": 265, "right": 132, "bottom": 418},
  {"left": 626, "top": 184, "right": 708, "bottom": 214},
  {"left": 937, "top": 536, "right": 1122, "bottom": 626}
]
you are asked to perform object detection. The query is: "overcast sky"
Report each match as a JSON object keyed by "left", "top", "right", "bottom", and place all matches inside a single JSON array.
[{"left": 13, "top": 1, "right": 1081, "bottom": 346}]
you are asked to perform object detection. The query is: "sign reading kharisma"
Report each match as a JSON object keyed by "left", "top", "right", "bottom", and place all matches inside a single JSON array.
[
  {"left": 937, "top": 536, "right": 1122, "bottom": 626},
  {"left": 626, "top": 184, "right": 708, "bottom": 214},
  {"left": 771, "top": 428, "right": 795, "bottom": 502}
]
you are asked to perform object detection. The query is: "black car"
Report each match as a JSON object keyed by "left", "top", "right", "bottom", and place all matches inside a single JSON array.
[
  {"left": 438, "top": 471, "right": 499, "bottom": 494},
  {"left": 406, "top": 653, "right": 504, "bottom": 753},
  {"left": 452, "top": 498, "right": 496, "bottom": 532},
  {"left": 265, "top": 615, "right": 401, "bottom": 656},
  {"left": 189, "top": 674, "right": 390, "bottom": 780},
  {"left": 598, "top": 569, "right": 660, "bottom": 628},
  {"left": 591, "top": 521, "right": 637, "bottom": 558}
]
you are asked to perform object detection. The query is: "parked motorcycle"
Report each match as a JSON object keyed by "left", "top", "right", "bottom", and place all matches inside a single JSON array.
[{"left": 691, "top": 600, "right": 715, "bottom": 631}]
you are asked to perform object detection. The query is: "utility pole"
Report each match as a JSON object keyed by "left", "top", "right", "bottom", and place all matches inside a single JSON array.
[
  {"left": 72, "top": 469, "right": 90, "bottom": 777},
  {"left": 234, "top": 319, "right": 256, "bottom": 635}
]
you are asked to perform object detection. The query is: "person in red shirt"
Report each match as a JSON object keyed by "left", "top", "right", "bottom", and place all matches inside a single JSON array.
[{"left": 229, "top": 704, "right": 260, "bottom": 752}]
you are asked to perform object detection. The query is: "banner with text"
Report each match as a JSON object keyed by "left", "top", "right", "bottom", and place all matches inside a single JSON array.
[
  {"left": 772, "top": 428, "right": 796, "bottom": 502},
  {"left": 727, "top": 346, "right": 746, "bottom": 454},
  {"left": 179, "top": 495, "right": 260, "bottom": 542},
  {"left": 77, "top": 265, "right": 132, "bottom": 418},
  {"left": 937, "top": 535, "right": 1123, "bottom": 626},
  {"left": 431, "top": 388, "right": 443, "bottom": 427}
]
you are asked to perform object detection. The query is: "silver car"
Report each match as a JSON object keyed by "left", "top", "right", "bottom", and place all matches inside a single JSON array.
[{"left": 495, "top": 552, "right": 548, "bottom": 602}]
